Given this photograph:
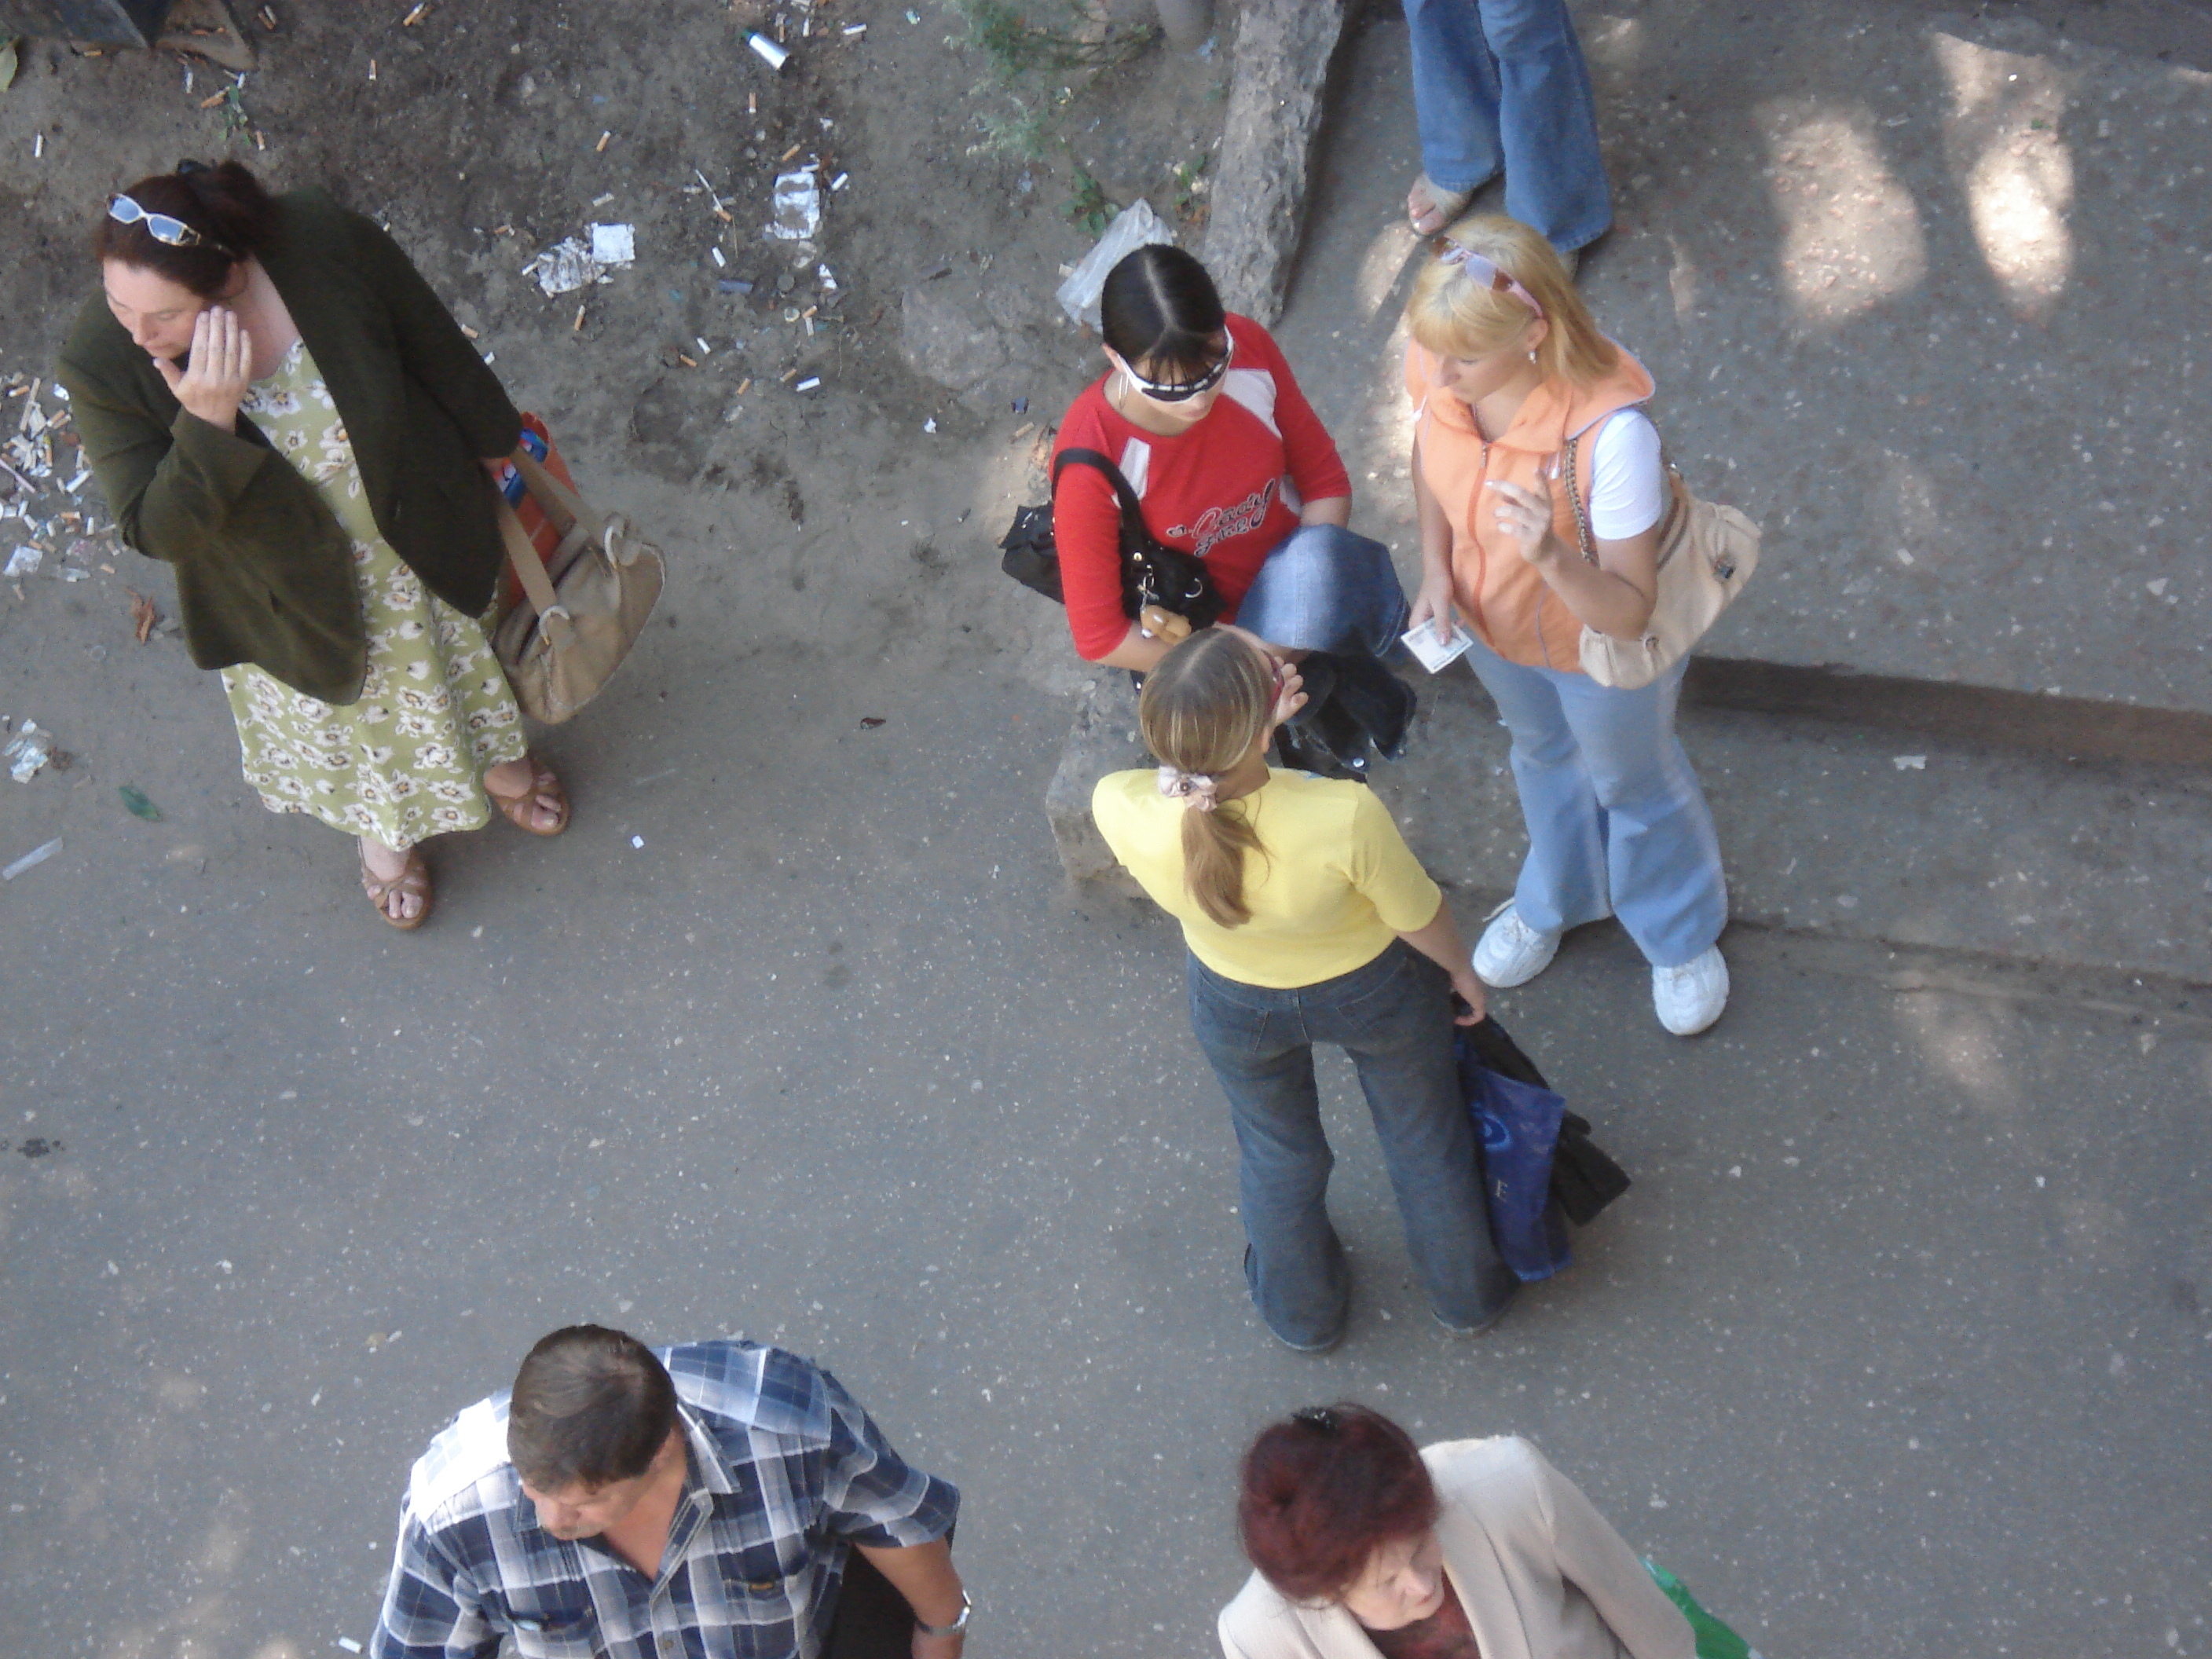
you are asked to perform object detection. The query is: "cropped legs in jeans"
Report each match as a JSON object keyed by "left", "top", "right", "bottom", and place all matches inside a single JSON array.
[
  {"left": 1465, "top": 637, "right": 1727, "bottom": 969},
  {"left": 1186, "top": 942, "right": 1515, "bottom": 1348},
  {"left": 1231, "top": 522, "right": 1409, "bottom": 657},
  {"left": 1401, "top": 0, "right": 1613, "bottom": 253}
]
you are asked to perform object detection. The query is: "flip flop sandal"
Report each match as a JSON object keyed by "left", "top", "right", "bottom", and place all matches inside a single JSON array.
[
  {"left": 1408, "top": 172, "right": 1474, "bottom": 236},
  {"left": 360, "top": 842, "right": 433, "bottom": 931},
  {"left": 485, "top": 751, "right": 571, "bottom": 837}
]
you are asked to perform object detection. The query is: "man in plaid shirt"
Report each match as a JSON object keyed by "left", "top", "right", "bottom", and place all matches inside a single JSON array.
[{"left": 370, "top": 1327, "right": 966, "bottom": 1659}]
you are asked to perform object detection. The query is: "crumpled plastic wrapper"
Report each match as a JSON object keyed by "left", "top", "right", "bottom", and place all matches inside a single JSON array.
[{"left": 768, "top": 170, "right": 821, "bottom": 241}]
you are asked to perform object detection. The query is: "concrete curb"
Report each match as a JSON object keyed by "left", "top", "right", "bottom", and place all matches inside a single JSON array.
[
  {"left": 1200, "top": 0, "right": 1355, "bottom": 324},
  {"left": 1044, "top": 665, "right": 2212, "bottom": 987}
]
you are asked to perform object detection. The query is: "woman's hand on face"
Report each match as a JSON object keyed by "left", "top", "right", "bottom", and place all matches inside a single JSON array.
[
  {"left": 152, "top": 306, "right": 252, "bottom": 434},
  {"left": 1448, "top": 965, "right": 1488, "bottom": 1026},
  {"left": 1485, "top": 478, "right": 1557, "bottom": 566},
  {"left": 1408, "top": 571, "right": 1457, "bottom": 647}
]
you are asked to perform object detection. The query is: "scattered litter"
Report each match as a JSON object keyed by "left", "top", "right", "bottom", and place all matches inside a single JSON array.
[
  {"left": 128, "top": 588, "right": 158, "bottom": 642},
  {"left": 119, "top": 785, "right": 161, "bottom": 822},
  {"left": 768, "top": 171, "right": 822, "bottom": 240},
  {"left": 1, "top": 839, "right": 61, "bottom": 881},
  {"left": 1011, "top": 396, "right": 1028, "bottom": 415},
  {"left": 57, "top": 566, "right": 87, "bottom": 582},
  {"left": 2147, "top": 577, "right": 2170, "bottom": 597},
  {"left": 717, "top": 278, "right": 754, "bottom": 295},
  {"left": 1056, "top": 198, "right": 1173, "bottom": 328},
  {"left": 1892, "top": 755, "right": 1927, "bottom": 771},
  {"left": 905, "top": 7, "right": 921, "bottom": 20},
  {"left": 830, "top": 171, "right": 849, "bottom": 192},
  {"left": 816, "top": 263, "right": 838, "bottom": 291},
  {"left": 859, "top": 716, "right": 886, "bottom": 729},
  {"left": 589, "top": 222, "right": 636, "bottom": 266},
  {"left": 401, "top": 2, "right": 427, "bottom": 23},
  {"left": 922, "top": 418, "right": 936, "bottom": 434},
  {"left": 794, "top": 376, "right": 821, "bottom": 392},
  {"left": 710, "top": 247, "right": 727, "bottom": 268},
  {"left": 5, "top": 546, "right": 38, "bottom": 577},
  {"left": 747, "top": 31, "right": 789, "bottom": 70},
  {"left": 64, "top": 468, "right": 90, "bottom": 495},
  {"left": 594, "top": 130, "right": 612, "bottom": 154},
  {"left": 523, "top": 237, "right": 605, "bottom": 297},
  {"left": 5, "top": 723, "right": 53, "bottom": 782},
  {"left": 337, "top": 1640, "right": 363, "bottom": 1654},
  {"left": 33, "top": 134, "right": 43, "bottom": 160},
  {"left": 841, "top": 23, "right": 867, "bottom": 36},
  {"left": 1895, "top": 548, "right": 1914, "bottom": 566},
  {"left": 630, "top": 834, "right": 644, "bottom": 849}
]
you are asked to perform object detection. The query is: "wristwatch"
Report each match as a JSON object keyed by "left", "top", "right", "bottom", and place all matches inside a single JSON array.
[{"left": 914, "top": 1591, "right": 972, "bottom": 1639}]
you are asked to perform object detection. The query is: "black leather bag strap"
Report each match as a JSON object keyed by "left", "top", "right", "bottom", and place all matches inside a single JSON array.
[{"left": 1051, "top": 446, "right": 1153, "bottom": 548}]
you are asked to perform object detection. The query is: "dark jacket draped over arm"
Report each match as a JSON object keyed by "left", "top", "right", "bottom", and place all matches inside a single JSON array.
[{"left": 57, "top": 189, "right": 522, "bottom": 705}]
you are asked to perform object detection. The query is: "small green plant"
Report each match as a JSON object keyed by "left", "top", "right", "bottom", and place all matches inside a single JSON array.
[
  {"left": 1065, "top": 167, "right": 1115, "bottom": 236},
  {"left": 947, "top": 0, "right": 1155, "bottom": 82},
  {"left": 967, "top": 100, "right": 1053, "bottom": 159},
  {"left": 1170, "top": 154, "right": 1209, "bottom": 224}
]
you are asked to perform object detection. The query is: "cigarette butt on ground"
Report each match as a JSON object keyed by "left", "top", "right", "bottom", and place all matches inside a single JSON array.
[
  {"left": 595, "top": 130, "right": 612, "bottom": 153},
  {"left": 572, "top": 306, "right": 586, "bottom": 332}
]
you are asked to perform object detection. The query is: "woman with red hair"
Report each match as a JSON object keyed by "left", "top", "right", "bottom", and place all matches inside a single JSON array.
[{"left": 1221, "top": 1404, "right": 1694, "bottom": 1659}]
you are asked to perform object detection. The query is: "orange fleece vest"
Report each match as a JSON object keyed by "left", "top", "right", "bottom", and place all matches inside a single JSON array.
[{"left": 1406, "top": 341, "right": 1657, "bottom": 672}]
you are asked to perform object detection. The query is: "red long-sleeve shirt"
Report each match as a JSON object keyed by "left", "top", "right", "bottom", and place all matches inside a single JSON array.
[{"left": 1050, "top": 314, "right": 1352, "bottom": 661}]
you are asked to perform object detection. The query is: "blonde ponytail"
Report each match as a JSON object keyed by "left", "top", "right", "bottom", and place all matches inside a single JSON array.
[{"left": 1138, "top": 631, "right": 1275, "bottom": 928}]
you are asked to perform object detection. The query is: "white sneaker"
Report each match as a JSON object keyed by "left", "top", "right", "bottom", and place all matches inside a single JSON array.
[
  {"left": 1472, "top": 903, "right": 1561, "bottom": 988},
  {"left": 1652, "top": 946, "right": 1729, "bottom": 1035}
]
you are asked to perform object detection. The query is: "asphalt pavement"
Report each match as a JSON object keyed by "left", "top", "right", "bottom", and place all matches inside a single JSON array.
[{"left": 2, "top": 639, "right": 2207, "bottom": 1658}]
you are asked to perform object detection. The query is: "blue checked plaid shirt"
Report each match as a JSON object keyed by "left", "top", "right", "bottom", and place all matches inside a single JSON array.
[{"left": 369, "top": 1341, "right": 958, "bottom": 1659}]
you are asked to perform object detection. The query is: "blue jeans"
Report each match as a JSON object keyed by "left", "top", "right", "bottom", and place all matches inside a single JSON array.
[
  {"left": 1232, "top": 523, "right": 1408, "bottom": 657},
  {"left": 1466, "top": 637, "right": 1727, "bottom": 969},
  {"left": 1403, "top": 0, "right": 1613, "bottom": 253},
  {"left": 1186, "top": 943, "right": 1515, "bottom": 1347}
]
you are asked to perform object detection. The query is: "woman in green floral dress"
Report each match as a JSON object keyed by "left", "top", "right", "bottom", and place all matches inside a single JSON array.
[{"left": 62, "top": 161, "right": 569, "bottom": 928}]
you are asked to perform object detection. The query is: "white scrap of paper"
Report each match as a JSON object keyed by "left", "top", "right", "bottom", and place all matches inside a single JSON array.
[
  {"left": 589, "top": 222, "right": 636, "bottom": 266},
  {"left": 4, "top": 546, "right": 40, "bottom": 577},
  {"left": 1892, "top": 755, "right": 1927, "bottom": 771}
]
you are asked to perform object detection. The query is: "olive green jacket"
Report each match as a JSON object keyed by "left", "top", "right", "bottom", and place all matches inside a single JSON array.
[{"left": 57, "top": 189, "right": 521, "bottom": 704}]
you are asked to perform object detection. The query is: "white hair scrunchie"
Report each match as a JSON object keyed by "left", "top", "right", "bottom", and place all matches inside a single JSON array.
[{"left": 1156, "top": 766, "right": 1221, "bottom": 813}]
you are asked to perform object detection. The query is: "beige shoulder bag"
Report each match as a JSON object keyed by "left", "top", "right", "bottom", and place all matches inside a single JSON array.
[
  {"left": 493, "top": 450, "right": 665, "bottom": 723},
  {"left": 1561, "top": 419, "right": 1760, "bottom": 690}
]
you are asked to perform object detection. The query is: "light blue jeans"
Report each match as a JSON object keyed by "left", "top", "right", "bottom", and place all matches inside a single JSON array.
[
  {"left": 1466, "top": 637, "right": 1726, "bottom": 969},
  {"left": 1186, "top": 942, "right": 1516, "bottom": 1348},
  {"left": 1232, "top": 523, "right": 1408, "bottom": 657},
  {"left": 1402, "top": 0, "right": 1613, "bottom": 254}
]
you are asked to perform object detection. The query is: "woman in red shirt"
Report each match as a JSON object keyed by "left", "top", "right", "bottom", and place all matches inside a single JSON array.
[{"left": 1053, "top": 247, "right": 1413, "bottom": 769}]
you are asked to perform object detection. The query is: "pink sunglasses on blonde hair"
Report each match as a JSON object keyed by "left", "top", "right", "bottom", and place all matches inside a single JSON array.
[{"left": 1436, "top": 242, "right": 1545, "bottom": 321}]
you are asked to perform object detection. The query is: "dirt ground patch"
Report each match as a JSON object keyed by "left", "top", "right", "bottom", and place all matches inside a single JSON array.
[{"left": 0, "top": 2, "right": 1229, "bottom": 709}]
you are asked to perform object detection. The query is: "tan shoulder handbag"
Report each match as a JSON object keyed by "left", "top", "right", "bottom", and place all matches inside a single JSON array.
[
  {"left": 1562, "top": 419, "right": 1760, "bottom": 690},
  {"left": 493, "top": 449, "right": 665, "bottom": 723}
]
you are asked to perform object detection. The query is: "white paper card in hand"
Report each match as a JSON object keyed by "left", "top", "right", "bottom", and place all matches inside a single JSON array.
[{"left": 1401, "top": 621, "right": 1475, "bottom": 673}]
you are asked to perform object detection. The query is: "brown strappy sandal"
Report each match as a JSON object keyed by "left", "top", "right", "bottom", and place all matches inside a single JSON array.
[
  {"left": 485, "top": 751, "right": 571, "bottom": 837},
  {"left": 360, "top": 842, "right": 433, "bottom": 930}
]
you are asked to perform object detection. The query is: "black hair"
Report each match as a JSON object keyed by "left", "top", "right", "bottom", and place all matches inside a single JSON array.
[
  {"left": 1100, "top": 244, "right": 1227, "bottom": 381},
  {"left": 93, "top": 159, "right": 279, "bottom": 298},
  {"left": 506, "top": 1325, "right": 679, "bottom": 1492}
]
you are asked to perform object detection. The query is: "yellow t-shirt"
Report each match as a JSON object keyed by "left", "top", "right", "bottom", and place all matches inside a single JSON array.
[{"left": 1091, "top": 767, "right": 1444, "bottom": 988}]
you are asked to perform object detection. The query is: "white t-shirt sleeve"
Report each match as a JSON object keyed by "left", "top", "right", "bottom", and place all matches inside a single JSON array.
[{"left": 1584, "top": 408, "right": 1666, "bottom": 540}]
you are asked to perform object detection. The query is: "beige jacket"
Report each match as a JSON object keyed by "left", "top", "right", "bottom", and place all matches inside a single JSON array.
[{"left": 1218, "top": 1437, "right": 1696, "bottom": 1659}]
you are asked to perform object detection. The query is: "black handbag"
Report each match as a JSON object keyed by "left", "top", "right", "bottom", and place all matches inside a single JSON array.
[{"left": 998, "top": 448, "right": 1225, "bottom": 630}]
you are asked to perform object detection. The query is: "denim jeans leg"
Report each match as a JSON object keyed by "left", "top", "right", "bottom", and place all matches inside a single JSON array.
[
  {"left": 1307, "top": 946, "right": 1516, "bottom": 1325},
  {"left": 1403, "top": 0, "right": 1503, "bottom": 196},
  {"left": 1550, "top": 658, "right": 1727, "bottom": 968},
  {"left": 1232, "top": 525, "right": 1411, "bottom": 657},
  {"left": 1480, "top": 0, "right": 1613, "bottom": 251},
  {"left": 1186, "top": 961, "right": 1351, "bottom": 1348},
  {"left": 1466, "top": 638, "right": 1613, "bottom": 937}
]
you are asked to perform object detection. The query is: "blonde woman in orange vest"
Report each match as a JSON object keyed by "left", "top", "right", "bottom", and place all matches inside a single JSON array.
[{"left": 1404, "top": 215, "right": 1729, "bottom": 1035}]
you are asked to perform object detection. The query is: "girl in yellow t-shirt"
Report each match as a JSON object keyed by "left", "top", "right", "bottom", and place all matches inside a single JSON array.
[{"left": 1093, "top": 628, "right": 1517, "bottom": 1353}]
